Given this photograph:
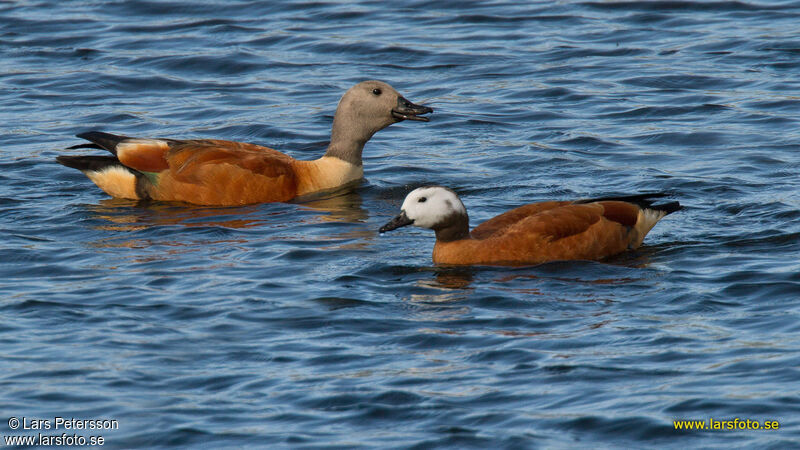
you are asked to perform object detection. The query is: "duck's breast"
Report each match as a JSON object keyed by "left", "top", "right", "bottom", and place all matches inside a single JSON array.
[{"left": 292, "top": 157, "right": 364, "bottom": 197}]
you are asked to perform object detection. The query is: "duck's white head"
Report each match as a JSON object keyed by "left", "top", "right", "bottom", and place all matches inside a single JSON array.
[{"left": 380, "top": 186, "right": 468, "bottom": 235}]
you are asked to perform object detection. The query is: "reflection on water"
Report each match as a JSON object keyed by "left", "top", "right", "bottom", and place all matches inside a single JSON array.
[
  {"left": 407, "top": 267, "right": 475, "bottom": 299},
  {"left": 428, "top": 267, "right": 476, "bottom": 290},
  {"left": 300, "top": 190, "right": 376, "bottom": 250},
  {"left": 298, "top": 190, "right": 368, "bottom": 224},
  {"left": 87, "top": 198, "right": 266, "bottom": 231},
  {"left": 80, "top": 191, "right": 378, "bottom": 262},
  {"left": 88, "top": 189, "right": 369, "bottom": 232},
  {"left": 417, "top": 260, "right": 649, "bottom": 293}
]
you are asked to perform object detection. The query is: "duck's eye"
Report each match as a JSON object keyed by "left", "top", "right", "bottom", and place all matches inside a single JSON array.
[
  {"left": 418, "top": 197, "right": 427, "bottom": 203},
  {"left": 372, "top": 88, "right": 382, "bottom": 96}
]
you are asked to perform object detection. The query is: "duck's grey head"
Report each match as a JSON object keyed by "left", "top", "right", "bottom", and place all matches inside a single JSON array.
[{"left": 333, "top": 81, "right": 432, "bottom": 137}]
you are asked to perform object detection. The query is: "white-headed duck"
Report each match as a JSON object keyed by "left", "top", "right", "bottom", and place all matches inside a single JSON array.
[{"left": 380, "top": 186, "right": 680, "bottom": 265}]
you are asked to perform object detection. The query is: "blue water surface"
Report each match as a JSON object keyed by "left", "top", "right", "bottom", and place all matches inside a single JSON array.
[{"left": 1, "top": 1, "right": 799, "bottom": 448}]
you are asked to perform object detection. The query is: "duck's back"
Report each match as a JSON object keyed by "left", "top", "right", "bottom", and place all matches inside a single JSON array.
[
  {"left": 469, "top": 201, "right": 572, "bottom": 239},
  {"left": 136, "top": 139, "right": 301, "bottom": 205},
  {"left": 435, "top": 200, "right": 648, "bottom": 265}
]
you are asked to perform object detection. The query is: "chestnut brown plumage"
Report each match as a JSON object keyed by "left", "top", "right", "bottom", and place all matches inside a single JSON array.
[
  {"left": 380, "top": 187, "right": 680, "bottom": 266},
  {"left": 56, "top": 81, "right": 432, "bottom": 205}
]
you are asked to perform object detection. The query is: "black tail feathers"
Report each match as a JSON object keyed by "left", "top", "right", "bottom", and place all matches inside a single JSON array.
[
  {"left": 580, "top": 192, "right": 682, "bottom": 215},
  {"left": 56, "top": 155, "right": 124, "bottom": 172},
  {"left": 651, "top": 200, "right": 681, "bottom": 215},
  {"left": 71, "top": 131, "right": 132, "bottom": 155}
]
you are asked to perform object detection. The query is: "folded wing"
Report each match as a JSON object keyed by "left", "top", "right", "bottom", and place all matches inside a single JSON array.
[{"left": 74, "top": 132, "right": 301, "bottom": 205}]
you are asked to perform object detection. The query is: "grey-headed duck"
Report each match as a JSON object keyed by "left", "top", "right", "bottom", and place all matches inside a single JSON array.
[{"left": 57, "top": 81, "right": 432, "bottom": 205}]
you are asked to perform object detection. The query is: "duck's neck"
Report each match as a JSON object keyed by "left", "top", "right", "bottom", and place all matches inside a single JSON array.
[
  {"left": 324, "top": 139, "right": 365, "bottom": 166},
  {"left": 434, "top": 214, "right": 471, "bottom": 242},
  {"left": 323, "top": 112, "right": 381, "bottom": 166}
]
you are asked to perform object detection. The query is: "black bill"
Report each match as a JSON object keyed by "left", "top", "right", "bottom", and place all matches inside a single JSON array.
[
  {"left": 379, "top": 211, "right": 414, "bottom": 233},
  {"left": 392, "top": 96, "right": 433, "bottom": 122}
]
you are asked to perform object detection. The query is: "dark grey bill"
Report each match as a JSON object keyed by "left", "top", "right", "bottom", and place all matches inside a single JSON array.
[
  {"left": 379, "top": 211, "right": 414, "bottom": 233},
  {"left": 392, "top": 96, "right": 433, "bottom": 122}
]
